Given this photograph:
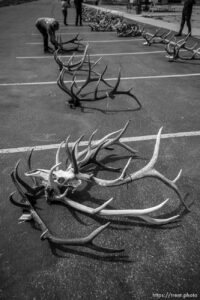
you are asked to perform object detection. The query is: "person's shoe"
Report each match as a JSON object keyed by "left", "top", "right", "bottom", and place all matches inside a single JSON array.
[
  {"left": 175, "top": 33, "right": 182, "bottom": 37},
  {"left": 44, "top": 47, "right": 53, "bottom": 53}
]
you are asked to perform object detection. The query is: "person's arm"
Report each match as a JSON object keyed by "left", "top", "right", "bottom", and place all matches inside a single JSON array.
[{"left": 49, "top": 27, "right": 59, "bottom": 49}]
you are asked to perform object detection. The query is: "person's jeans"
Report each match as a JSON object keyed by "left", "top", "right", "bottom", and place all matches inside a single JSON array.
[{"left": 36, "top": 23, "right": 49, "bottom": 51}]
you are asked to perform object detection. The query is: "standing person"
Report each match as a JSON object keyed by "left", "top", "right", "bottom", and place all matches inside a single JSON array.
[
  {"left": 74, "top": 0, "right": 83, "bottom": 26},
  {"left": 35, "top": 18, "right": 59, "bottom": 53},
  {"left": 61, "top": 0, "right": 70, "bottom": 25},
  {"left": 175, "top": 0, "right": 195, "bottom": 36}
]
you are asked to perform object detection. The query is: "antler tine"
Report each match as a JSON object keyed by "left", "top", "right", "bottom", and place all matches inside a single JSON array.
[
  {"left": 94, "top": 73, "right": 102, "bottom": 99},
  {"left": 70, "top": 78, "right": 81, "bottom": 107},
  {"left": 71, "top": 135, "right": 84, "bottom": 174},
  {"left": 16, "top": 190, "right": 112, "bottom": 247},
  {"left": 9, "top": 191, "right": 31, "bottom": 209},
  {"left": 65, "top": 135, "right": 73, "bottom": 167},
  {"left": 91, "top": 128, "right": 189, "bottom": 211},
  {"left": 43, "top": 222, "right": 111, "bottom": 246},
  {"left": 11, "top": 167, "right": 27, "bottom": 200},
  {"left": 75, "top": 129, "right": 98, "bottom": 163},
  {"left": 55, "top": 141, "right": 65, "bottom": 171},
  {"left": 79, "top": 138, "right": 120, "bottom": 171},
  {"left": 27, "top": 148, "right": 38, "bottom": 186},
  {"left": 57, "top": 67, "right": 71, "bottom": 96},
  {"left": 92, "top": 124, "right": 128, "bottom": 150},
  {"left": 92, "top": 157, "right": 132, "bottom": 187},
  {"left": 90, "top": 56, "right": 102, "bottom": 70},
  {"left": 98, "top": 65, "right": 112, "bottom": 88},
  {"left": 74, "top": 55, "right": 94, "bottom": 97},
  {"left": 54, "top": 49, "right": 63, "bottom": 70},
  {"left": 143, "top": 127, "right": 162, "bottom": 170},
  {"left": 14, "top": 160, "right": 37, "bottom": 195},
  {"left": 100, "top": 120, "right": 138, "bottom": 156},
  {"left": 109, "top": 68, "right": 121, "bottom": 95},
  {"left": 67, "top": 52, "right": 76, "bottom": 66},
  {"left": 59, "top": 197, "right": 180, "bottom": 225},
  {"left": 138, "top": 214, "right": 180, "bottom": 225}
]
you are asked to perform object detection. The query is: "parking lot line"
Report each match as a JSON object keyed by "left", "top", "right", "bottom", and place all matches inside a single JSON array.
[
  {"left": 0, "top": 73, "right": 200, "bottom": 87},
  {"left": 32, "top": 32, "right": 113, "bottom": 35},
  {"left": 16, "top": 50, "right": 165, "bottom": 59},
  {"left": 1, "top": 130, "right": 200, "bottom": 154},
  {"left": 26, "top": 39, "right": 143, "bottom": 45}
]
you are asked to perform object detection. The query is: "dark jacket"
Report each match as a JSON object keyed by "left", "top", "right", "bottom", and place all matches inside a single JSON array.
[
  {"left": 183, "top": 0, "right": 195, "bottom": 16},
  {"left": 35, "top": 18, "right": 59, "bottom": 48},
  {"left": 74, "top": 0, "right": 83, "bottom": 6}
]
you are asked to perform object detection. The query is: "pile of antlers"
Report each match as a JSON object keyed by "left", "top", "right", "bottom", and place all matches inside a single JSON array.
[
  {"left": 142, "top": 28, "right": 173, "bottom": 46},
  {"left": 117, "top": 23, "right": 144, "bottom": 38},
  {"left": 10, "top": 121, "right": 190, "bottom": 250},
  {"left": 165, "top": 34, "right": 200, "bottom": 61},
  {"left": 55, "top": 45, "right": 141, "bottom": 110},
  {"left": 89, "top": 15, "right": 123, "bottom": 32}
]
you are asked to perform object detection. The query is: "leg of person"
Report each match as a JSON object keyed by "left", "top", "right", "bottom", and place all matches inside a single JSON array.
[
  {"left": 36, "top": 23, "right": 49, "bottom": 52},
  {"left": 175, "top": 14, "right": 185, "bottom": 36},
  {"left": 77, "top": 6, "right": 82, "bottom": 26},
  {"left": 75, "top": 7, "right": 78, "bottom": 26},
  {"left": 79, "top": 7, "right": 83, "bottom": 26},
  {"left": 63, "top": 9, "right": 68, "bottom": 25},
  {"left": 186, "top": 15, "right": 192, "bottom": 35}
]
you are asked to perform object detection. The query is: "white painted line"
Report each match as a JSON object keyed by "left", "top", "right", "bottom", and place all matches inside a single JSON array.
[
  {"left": 32, "top": 32, "right": 112, "bottom": 35},
  {"left": 26, "top": 39, "right": 143, "bottom": 45},
  {"left": 1, "top": 130, "right": 200, "bottom": 154},
  {"left": 0, "top": 73, "right": 200, "bottom": 87},
  {"left": 16, "top": 50, "right": 165, "bottom": 59}
]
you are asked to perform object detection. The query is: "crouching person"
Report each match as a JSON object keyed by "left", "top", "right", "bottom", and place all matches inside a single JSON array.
[{"left": 35, "top": 18, "right": 59, "bottom": 53}]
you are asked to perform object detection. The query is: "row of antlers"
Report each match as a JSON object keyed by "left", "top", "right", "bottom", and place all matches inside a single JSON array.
[
  {"left": 142, "top": 29, "right": 200, "bottom": 61},
  {"left": 82, "top": 6, "right": 200, "bottom": 62}
]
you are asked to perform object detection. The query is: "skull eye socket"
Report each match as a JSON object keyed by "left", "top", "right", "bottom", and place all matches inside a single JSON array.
[{"left": 57, "top": 177, "right": 66, "bottom": 184}]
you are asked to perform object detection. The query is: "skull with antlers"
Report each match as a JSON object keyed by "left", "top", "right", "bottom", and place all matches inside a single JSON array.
[{"left": 10, "top": 121, "right": 191, "bottom": 239}]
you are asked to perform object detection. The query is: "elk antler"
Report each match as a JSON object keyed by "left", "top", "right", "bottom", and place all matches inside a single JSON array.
[
  {"left": 56, "top": 34, "right": 85, "bottom": 53},
  {"left": 54, "top": 44, "right": 102, "bottom": 73},
  {"left": 10, "top": 166, "right": 123, "bottom": 251},
  {"left": 142, "top": 28, "right": 172, "bottom": 46},
  {"left": 165, "top": 34, "right": 200, "bottom": 61},
  {"left": 57, "top": 60, "right": 141, "bottom": 109}
]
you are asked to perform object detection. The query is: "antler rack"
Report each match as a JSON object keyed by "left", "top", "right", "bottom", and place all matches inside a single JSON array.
[
  {"left": 57, "top": 55, "right": 141, "bottom": 109},
  {"left": 54, "top": 44, "right": 101, "bottom": 73},
  {"left": 117, "top": 23, "right": 144, "bottom": 38},
  {"left": 165, "top": 34, "right": 200, "bottom": 61},
  {"left": 10, "top": 121, "right": 191, "bottom": 251},
  {"left": 142, "top": 28, "right": 173, "bottom": 46},
  {"left": 56, "top": 34, "right": 85, "bottom": 53}
]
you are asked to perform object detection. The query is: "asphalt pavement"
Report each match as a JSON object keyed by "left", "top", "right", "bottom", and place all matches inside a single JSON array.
[{"left": 0, "top": 1, "right": 200, "bottom": 300}]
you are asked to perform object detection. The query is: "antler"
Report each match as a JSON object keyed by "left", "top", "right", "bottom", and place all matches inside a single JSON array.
[
  {"left": 58, "top": 62, "right": 141, "bottom": 109},
  {"left": 56, "top": 34, "right": 85, "bottom": 53},
  {"left": 53, "top": 197, "right": 180, "bottom": 225},
  {"left": 89, "top": 128, "right": 189, "bottom": 212},
  {"left": 10, "top": 165, "right": 124, "bottom": 251},
  {"left": 165, "top": 34, "right": 200, "bottom": 61},
  {"left": 142, "top": 29, "right": 172, "bottom": 46},
  {"left": 54, "top": 44, "right": 102, "bottom": 73}
]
